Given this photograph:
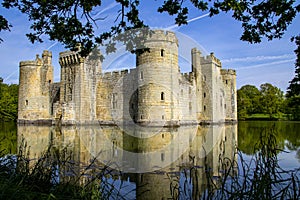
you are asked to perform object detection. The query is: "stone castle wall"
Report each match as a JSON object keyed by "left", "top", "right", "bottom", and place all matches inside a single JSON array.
[
  {"left": 18, "top": 51, "right": 53, "bottom": 123},
  {"left": 18, "top": 30, "right": 237, "bottom": 126}
]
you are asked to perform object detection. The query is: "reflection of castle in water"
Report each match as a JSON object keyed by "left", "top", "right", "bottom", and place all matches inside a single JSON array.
[{"left": 18, "top": 124, "right": 237, "bottom": 199}]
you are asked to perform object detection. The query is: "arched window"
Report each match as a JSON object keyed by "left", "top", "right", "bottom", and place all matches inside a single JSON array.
[
  {"left": 161, "top": 92, "right": 165, "bottom": 100},
  {"left": 161, "top": 49, "right": 164, "bottom": 57},
  {"left": 140, "top": 71, "right": 143, "bottom": 79}
]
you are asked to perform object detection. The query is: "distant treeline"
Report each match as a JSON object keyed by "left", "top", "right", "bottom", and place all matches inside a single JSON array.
[
  {"left": 237, "top": 83, "right": 300, "bottom": 120},
  {"left": 0, "top": 78, "right": 18, "bottom": 121}
]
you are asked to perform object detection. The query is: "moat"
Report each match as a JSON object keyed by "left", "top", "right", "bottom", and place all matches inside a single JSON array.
[{"left": 0, "top": 121, "right": 299, "bottom": 199}]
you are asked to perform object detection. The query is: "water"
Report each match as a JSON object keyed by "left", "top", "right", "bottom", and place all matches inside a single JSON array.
[{"left": 0, "top": 121, "right": 299, "bottom": 199}]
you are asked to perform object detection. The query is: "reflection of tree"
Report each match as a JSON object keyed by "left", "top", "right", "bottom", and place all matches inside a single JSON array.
[
  {"left": 0, "top": 122, "right": 17, "bottom": 155},
  {"left": 238, "top": 121, "right": 300, "bottom": 155}
]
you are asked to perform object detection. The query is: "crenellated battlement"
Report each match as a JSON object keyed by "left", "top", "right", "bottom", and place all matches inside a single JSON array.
[
  {"left": 145, "top": 30, "right": 178, "bottom": 46},
  {"left": 20, "top": 54, "right": 43, "bottom": 67},
  {"left": 181, "top": 72, "right": 195, "bottom": 83},
  {"left": 221, "top": 69, "right": 236, "bottom": 76},
  {"left": 59, "top": 51, "right": 84, "bottom": 66},
  {"left": 200, "top": 52, "right": 222, "bottom": 67},
  {"left": 101, "top": 69, "right": 134, "bottom": 80}
]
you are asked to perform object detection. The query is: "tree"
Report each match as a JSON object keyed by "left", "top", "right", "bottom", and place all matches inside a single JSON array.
[
  {"left": 286, "top": 35, "right": 300, "bottom": 97},
  {"left": 0, "top": 79, "right": 19, "bottom": 121},
  {"left": 285, "top": 36, "right": 300, "bottom": 120},
  {"left": 237, "top": 85, "right": 261, "bottom": 119},
  {"left": 0, "top": 0, "right": 299, "bottom": 56},
  {"left": 259, "top": 83, "right": 284, "bottom": 119}
]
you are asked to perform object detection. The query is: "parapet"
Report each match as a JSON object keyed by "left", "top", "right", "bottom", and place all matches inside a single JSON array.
[
  {"left": 200, "top": 52, "right": 222, "bottom": 67},
  {"left": 181, "top": 72, "right": 195, "bottom": 82},
  {"left": 102, "top": 69, "right": 132, "bottom": 80},
  {"left": 59, "top": 51, "right": 83, "bottom": 66},
  {"left": 20, "top": 54, "right": 43, "bottom": 67},
  {"left": 221, "top": 69, "right": 236, "bottom": 76},
  {"left": 145, "top": 30, "right": 178, "bottom": 46},
  {"left": 42, "top": 50, "right": 52, "bottom": 65}
]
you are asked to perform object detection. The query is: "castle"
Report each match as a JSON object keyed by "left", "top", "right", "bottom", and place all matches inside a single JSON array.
[{"left": 18, "top": 30, "right": 237, "bottom": 126}]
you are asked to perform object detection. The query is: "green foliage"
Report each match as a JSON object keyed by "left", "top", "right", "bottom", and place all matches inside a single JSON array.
[
  {"left": 0, "top": 80, "right": 18, "bottom": 121},
  {"left": 286, "top": 95, "right": 300, "bottom": 120},
  {"left": 287, "top": 35, "right": 300, "bottom": 97},
  {"left": 237, "top": 83, "right": 285, "bottom": 120},
  {"left": 260, "top": 83, "right": 284, "bottom": 118},
  {"left": 237, "top": 85, "right": 261, "bottom": 119},
  {"left": 0, "top": 0, "right": 299, "bottom": 56},
  {"left": 0, "top": 122, "right": 17, "bottom": 155},
  {"left": 286, "top": 35, "right": 300, "bottom": 120},
  {"left": 0, "top": 140, "right": 103, "bottom": 200}
]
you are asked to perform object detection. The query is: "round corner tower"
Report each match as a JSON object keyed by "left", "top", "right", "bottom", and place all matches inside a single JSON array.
[
  {"left": 135, "top": 30, "right": 180, "bottom": 126},
  {"left": 18, "top": 51, "right": 53, "bottom": 122}
]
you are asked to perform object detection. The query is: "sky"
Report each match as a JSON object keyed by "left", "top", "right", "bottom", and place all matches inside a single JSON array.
[{"left": 0, "top": 0, "right": 299, "bottom": 92}]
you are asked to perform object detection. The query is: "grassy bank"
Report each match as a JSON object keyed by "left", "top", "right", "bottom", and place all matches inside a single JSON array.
[{"left": 241, "top": 113, "right": 290, "bottom": 121}]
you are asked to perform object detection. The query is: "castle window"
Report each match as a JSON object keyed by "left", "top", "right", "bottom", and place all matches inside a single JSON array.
[
  {"left": 161, "top": 153, "right": 165, "bottom": 161},
  {"left": 140, "top": 71, "right": 143, "bottom": 79},
  {"left": 112, "top": 93, "right": 117, "bottom": 109},
  {"left": 225, "top": 104, "right": 227, "bottom": 109},
  {"left": 204, "top": 75, "right": 206, "bottom": 81},
  {"left": 226, "top": 80, "right": 228, "bottom": 84},
  {"left": 25, "top": 100, "right": 28, "bottom": 106},
  {"left": 204, "top": 105, "right": 206, "bottom": 111},
  {"left": 162, "top": 115, "right": 164, "bottom": 120},
  {"left": 161, "top": 49, "right": 164, "bottom": 57},
  {"left": 161, "top": 92, "right": 165, "bottom": 101},
  {"left": 48, "top": 80, "right": 51, "bottom": 83},
  {"left": 162, "top": 133, "right": 164, "bottom": 138},
  {"left": 204, "top": 92, "right": 206, "bottom": 98},
  {"left": 140, "top": 115, "right": 143, "bottom": 119},
  {"left": 189, "top": 87, "right": 191, "bottom": 94},
  {"left": 189, "top": 102, "right": 192, "bottom": 111}
]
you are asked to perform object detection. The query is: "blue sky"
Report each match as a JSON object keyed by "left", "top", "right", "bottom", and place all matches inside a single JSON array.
[{"left": 0, "top": 0, "right": 299, "bottom": 92}]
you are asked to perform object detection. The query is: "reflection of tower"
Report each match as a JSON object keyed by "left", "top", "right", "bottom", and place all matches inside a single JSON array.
[
  {"left": 135, "top": 173, "right": 177, "bottom": 200},
  {"left": 136, "top": 30, "right": 180, "bottom": 126},
  {"left": 18, "top": 50, "right": 53, "bottom": 122}
]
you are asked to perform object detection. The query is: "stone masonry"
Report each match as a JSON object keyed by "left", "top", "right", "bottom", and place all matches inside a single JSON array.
[{"left": 18, "top": 30, "right": 237, "bottom": 126}]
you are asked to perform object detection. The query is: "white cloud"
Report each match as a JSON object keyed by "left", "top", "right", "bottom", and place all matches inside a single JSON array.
[
  {"left": 236, "top": 59, "right": 294, "bottom": 70},
  {"left": 166, "top": 13, "right": 210, "bottom": 30},
  {"left": 223, "top": 54, "right": 295, "bottom": 63}
]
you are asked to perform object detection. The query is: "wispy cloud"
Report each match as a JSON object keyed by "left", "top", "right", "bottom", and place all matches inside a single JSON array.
[
  {"left": 166, "top": 13, "right": 210, "bottom": 30},
  {"left": 93, "top": 2, "right": 119, "bottom": 19},
  {"left": 237, "top": 59, "right": 294, "bottom": 70},
  {"left": 223, "top": 54, "right": 294, "bottom": 63}
]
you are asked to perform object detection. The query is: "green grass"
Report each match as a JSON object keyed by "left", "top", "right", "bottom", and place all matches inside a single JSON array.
[{"left": 245, "top": 113, "right": 289, "bottom": 121}]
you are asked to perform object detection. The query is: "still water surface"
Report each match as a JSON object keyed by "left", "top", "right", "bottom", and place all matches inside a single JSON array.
[{"left": 0, "top": 121, "right": 299, "bottom": 199}]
